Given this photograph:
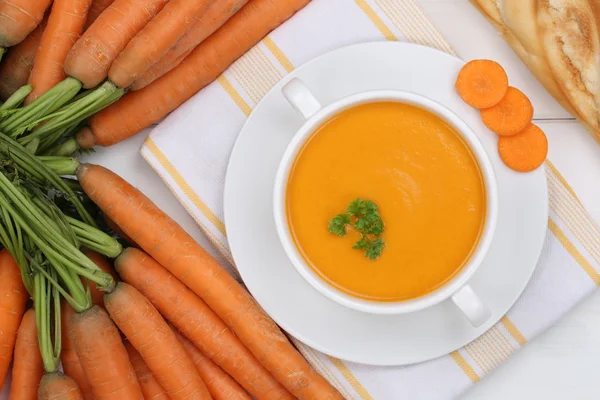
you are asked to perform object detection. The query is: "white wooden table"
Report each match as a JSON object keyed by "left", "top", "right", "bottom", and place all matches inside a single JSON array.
[{"left": 2, "top": 1, "right": 599, "bottom": 399}]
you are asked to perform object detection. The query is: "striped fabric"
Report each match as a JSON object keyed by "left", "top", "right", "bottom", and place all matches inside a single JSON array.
[{"left": 141, "top": 1, "right": 600, "bottom": 398}]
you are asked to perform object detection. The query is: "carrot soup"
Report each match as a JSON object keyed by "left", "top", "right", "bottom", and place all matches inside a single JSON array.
[{"left": 286, "top": 102, "right": 486, "bottom": 301}]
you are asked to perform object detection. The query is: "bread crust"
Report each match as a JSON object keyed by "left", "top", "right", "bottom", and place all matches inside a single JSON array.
[
  {"left": 537, "top": 0, "right": 600, "bottom": 132},
  {"left": 470, "top": 0, "right": 600, "bottom": 139}
]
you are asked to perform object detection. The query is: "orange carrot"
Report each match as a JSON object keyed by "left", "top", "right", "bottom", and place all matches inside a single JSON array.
[
  {"left": 60, "top": 303, "right": 93, "bottom": 400},
  {"left": 109, "top": 0, "right": 213, "bottom": 88},
  {"left": 0, "top": 0, "right": 52, "bottom": 47},
  {"left": 0, "top": 18, "right": 46, "bottom": 100},
  {"left": 78, "top": 164, "right": 343, "bottom": 400},
  {"left": 455, "top": 59, "right": 508, "bottom": 109},
  {"left": 25, "top": 0, "right": 92, "bottom": 104},
  {"left": 498, "top": 123, "right": 548, "bottom": 172},
  {"left": 38, "top": 372, "right": 84, "bottom": 400},
  {"left": 64, "top": 0, "right": 170, "bottom": 89},
  {"left": 104, "top": 282, "right": 212, "bottom": 400},
  {"left": 10, "top": 309, "right": 44, "bottom": 400},
  {"left": 124, "top": 342, "right": 169, "bottom": 400},
  {"left": 481, "top": 86, "right": 534, "bottom": 136},
  {"left": 82, "top": 250, "right": 118, "bottom": 308},
  {"left": 87, "top": 0, "right": 310, "bottom": 147},
  {"left": 115, "top": 248, "right": 293, "bottom": 400},
  {"left": 84, "top": 0, "right": 115, "bottom": 29},
  {"left": 71, "top": 305, "right": 143, "bottom": 400},
  {"left": 0, "top": 249, "right": 28, "bottom": 388},
  {"left": 131, "top": 0, "right": 249, "bottom": 90},
  {"left": 131, "top": 0, "right": 248, "bottom": 90},
  {"left": 103, "top": 213, "right": 137, "bottom": 247},
  {"left": 175, "top": 330, "right": 252, "bottom": 400}
]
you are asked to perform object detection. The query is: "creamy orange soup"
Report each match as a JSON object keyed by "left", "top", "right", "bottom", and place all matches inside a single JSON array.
[{"left": 286, "top": 102, "right": 486, "bottom": 301}]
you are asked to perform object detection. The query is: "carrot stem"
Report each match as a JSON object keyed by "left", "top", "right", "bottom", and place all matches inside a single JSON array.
[
  {"left": 35, "top": 122, "right": 81, "bottom": 155},
  {"left": 34, "top": 271, "right": 61, "bottom": 373},
  {"left": 24, "top": 137, "right": 40, "bottom": 154},
  {"left": 0, "top": 84, "right": 33, "bottom": 114},
  {"left": 0, "top": 77, "right": 81, "bottom": 137},
  {"left": 47, "top": 137, "right": 79, "bottom": 157},
  {"left": 66, "top": 216, "right": 122, "bottom": 258},
  {"left": 38, "top": 156, "right": 80, "bottom": 175},
  {"left": 0, "top": 132, "right": 96, "bottom": 226},
  {"left": 20, "top": 81, "right": 124, "bottom": 141},
  {"left": 0, "top": 204, "right": 31, "bottom": 293}
]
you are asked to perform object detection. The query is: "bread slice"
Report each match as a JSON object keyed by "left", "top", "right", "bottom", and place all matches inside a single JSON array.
[{"left": 537, "top": 0, "right": 600, "bottom": 134}]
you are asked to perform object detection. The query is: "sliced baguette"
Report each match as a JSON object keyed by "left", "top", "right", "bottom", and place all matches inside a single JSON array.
[
  {"left": 501, "top": 0, "right": 582, "bottom": 119},
  {"left": 537, "top": 0, "right": 600, "bottom": 133}
]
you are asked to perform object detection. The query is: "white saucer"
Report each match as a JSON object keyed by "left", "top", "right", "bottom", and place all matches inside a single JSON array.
[{"left": 224, "top": 42, "right": 548, "bottom": 366}]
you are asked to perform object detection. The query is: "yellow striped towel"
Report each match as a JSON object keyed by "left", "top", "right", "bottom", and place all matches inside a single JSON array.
[{"left": 141, "top": 0, "right": 600, "bottom": 398}]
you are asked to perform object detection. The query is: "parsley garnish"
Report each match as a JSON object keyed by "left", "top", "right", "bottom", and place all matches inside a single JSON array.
[{"left": 328, "top": 198, "right": 386, "bottom": 260}]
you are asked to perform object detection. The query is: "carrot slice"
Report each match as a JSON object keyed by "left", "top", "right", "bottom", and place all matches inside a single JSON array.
[
  {"left": 481, "top": 87, "right": 534, "bottom": 136},
  {"left": 498, "top": 123, "right": 548, "bottom": 172},
  {"left": 456, "top": 59, "right": 508, "bottom": 109}
]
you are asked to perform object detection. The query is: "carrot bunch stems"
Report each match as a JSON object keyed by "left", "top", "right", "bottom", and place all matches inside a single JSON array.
[
  {"left": 38, "top": 156, "right": 80, "bottom": 176},
  {"left": 33, "top": 270, "right": 61, "bottom": 373},
  {"left": 0, "top": 85, "right": 33, "bottom": 116},
  {"left": 0, "top": 202, "right": 32, "bottom": 294},
  {"left": 19, "top": 81, "right": 124, "bottom": 143},
  {"left": 0, "top": 169, "right": 115, "bottom": 298},
  {"left": 0, "top": 132, "right": 95, "bottom": 226},
  {"left": 66, "top": 216, "right": 122, "bottom": 258},
  {"left": 0, "top": 77, "right": 82, "bottom": 137},
  {"left": 46, "top": 137, "right": 79, "bottom": 157}
]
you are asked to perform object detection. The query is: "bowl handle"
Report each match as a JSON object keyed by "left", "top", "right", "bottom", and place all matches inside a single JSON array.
[
  {"left": 282, "top": 78, "right": 322, "bottom": 120},
  {"left": 452, "top": 285, "right": 491, "bottom": 327}
]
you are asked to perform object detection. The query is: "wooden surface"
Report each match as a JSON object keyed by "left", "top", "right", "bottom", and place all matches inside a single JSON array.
[{"left": 418, "top": 1, "right": 600, "bottom": 399}]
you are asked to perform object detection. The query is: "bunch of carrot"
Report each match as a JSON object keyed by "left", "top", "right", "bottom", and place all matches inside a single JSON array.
[
  {"left": 0, "top": 0, "right": 345, "bottom": 397},
  {"left": 0, "top": 0, "right": 311, "bottom": 155},
  {"left": 0, "top": 158, "right": 343, "bottom": 399},
  {"left": 455, "top": 59, "right": 548, "bottom": 172}
]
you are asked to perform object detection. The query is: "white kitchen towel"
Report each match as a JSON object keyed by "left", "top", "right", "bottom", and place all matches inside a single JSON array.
[{"left": 141, "top": 0, "right": 600, "bottom": 399}]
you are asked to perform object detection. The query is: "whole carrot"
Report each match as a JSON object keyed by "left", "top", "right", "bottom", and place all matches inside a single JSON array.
[
  {"left": 109, "top": 0, "right": 213, "bottom": 88},
  {"left": 0, "top": 249, "right": 28, "bottom": 388},
  {"left": 10, "top": 309, "right": 44, "bottom": 400},
  {"left": 124, "top": 342, "right": 169, "bottom": 400},
  {"left": 64, "top": 0, "right": 170, "bottom": 88},
  {"left": 78, "top": 164, "right": 343, "bottom": 400},
  {"left": 61, "top": 250, "right": 118, "bottom": 400},
  {"left": 38, "top": 372, "right": 84, "bottom": 400},
  {"left": 86, "top": 0, "right": 310, "bottom": 147},
  {"left": 26, "top": 0, "right": 92, "bottom": 104},
  {"left": 84, "top": 0, "right": 115, "bottom": 29},
  {"left": 0, "top": 0, "right": 52, "bottom": 47},
  {"left": 71, "top": 305, "right": 143, "bottom": 400},
  {"left": 104, "top": 282, "right": 212, "bottom": 400},
  {"left": 115, "top": 248, "right": 293, "bottom": 400},
  {"left": 60, "top": 303, "right": 93, "bottom": 400},
  {"left": 0, "top": 18, "right": 46, "bottom": 100},
  {"left": 131, "top": 0, "right": 249, "bottom": 90},
  {"left": 175, "top": 330, "right": 252, "bottom": 400}
]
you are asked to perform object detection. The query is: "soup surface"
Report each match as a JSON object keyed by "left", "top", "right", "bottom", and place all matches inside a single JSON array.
[{"left": 286, "top": 102, "right": 486, "bottom": 301}]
